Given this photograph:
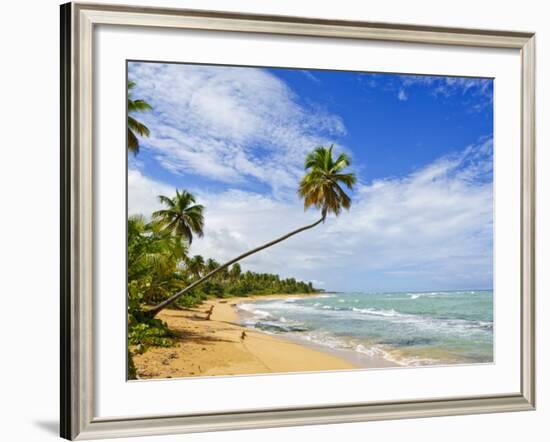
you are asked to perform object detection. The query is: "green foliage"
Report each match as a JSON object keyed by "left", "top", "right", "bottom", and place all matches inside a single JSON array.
[
  {"left": 127, "top": 80, "right": 152, "bottom": 154},
  {"left": 205, "top": 258, "right": 220, "bottom": 274},
  {"left": 175, "top": 289, "right": 208, "bottom": 308},
  {"left": 222, "top": 270, "right": 316, "bottom": 296},
  {"left": 152, "top": 190, "right": 205, "bottom": 245},
  {"left": 127, "top": 187, "right": 322, "bottom": 356},
  {"left": 128, "top": 215, "right": 188, "bottom": 305},
  {"left": 298, "top": 144, "right": 357, "bottom": 218},
  {"left": 128, "top": 349, "right": 137, "bottom": 380},
  {"left": 127, "top": 106, "right": 353, "bottom": 378},
  {"left": 201, "top": 280, "right": 225, "bottom": 298},
  {"left": 127, "top": 215, "right": 184, "bottom": 355},
  {"left": 128, "top": 313, "right": 174, "bottom": 354},
  {"left": 170, "top": 267, "right": 318, "bottom": 304},
  {"left": 186, "top": 255, "right": 205, "bottom": 279}
]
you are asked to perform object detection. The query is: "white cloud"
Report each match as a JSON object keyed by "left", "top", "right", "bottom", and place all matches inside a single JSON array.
[
  {"left": 128, "top": 138, "right": 493, "bottom": 292},
  {"left": 127, "top": 168, "right": 173, "bottom": 217},
  {"left": 128, "top": 62, "right": 346, "bottom": 196},
  {"left": 357, "top": 73, "right": 492, "bottom": 109},
  {"left": 300, "top": 70, "right": 321, "bottom": 83},
  {"left": 398, "top": 75, "right": 493, "bottom": 109}
]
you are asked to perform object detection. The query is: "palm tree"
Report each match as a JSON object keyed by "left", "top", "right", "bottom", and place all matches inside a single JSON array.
[
  {"left": 205, "top": 258, "right": 220, "bottom": 274},
  {"left": 145, "top": 145, "right": 356, "bottom": 318},
  {"left": 186, "top": 255, "right": 205, "bottom": 279},
  {"left": 127, "top": 80, "right": 152, "bottom": 154},
  {"left": 299, "top": 144, "right": 356, "bottom": 218},
  {"left": 152, "top": 190, "right": 205, "bottom": 245},
  {"left": 128, "top": 215, "right": 188, "bottom": 281},
  {"left": 229, "top": 263, "right": 242, "bottom": 282},
  {"left": 127, "top": 215, "right": 188, "bottom": 305}
]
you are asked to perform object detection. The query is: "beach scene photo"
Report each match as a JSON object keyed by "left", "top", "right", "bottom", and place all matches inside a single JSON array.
[{"left": 127, "top": 61, "right": 494, "bottom": 380}]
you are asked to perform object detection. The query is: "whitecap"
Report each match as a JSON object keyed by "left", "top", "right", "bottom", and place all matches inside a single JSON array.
[
  {"left": 237, "top": 303, "right": 273, "bottom": 320},
  {"left": 352, "top": 307, "right": 405, "bottom": 318}
]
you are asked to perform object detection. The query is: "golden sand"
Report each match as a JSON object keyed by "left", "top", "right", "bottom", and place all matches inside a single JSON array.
[{"left": 132, "top": 294, "right": 358, "bottom": 379}]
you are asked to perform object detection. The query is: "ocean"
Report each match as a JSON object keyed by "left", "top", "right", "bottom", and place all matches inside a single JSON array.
[{"left": 237, "top": 290, "right": 493, "bottom": 367}]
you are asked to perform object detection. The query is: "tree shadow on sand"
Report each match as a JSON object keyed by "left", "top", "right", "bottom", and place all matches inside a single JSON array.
[{"left": 171, "top": 328, "right": 236, "bottom": 345}]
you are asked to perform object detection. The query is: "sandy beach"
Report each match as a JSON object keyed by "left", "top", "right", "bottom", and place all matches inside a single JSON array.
[{"left": 133, "top": 294, "right": 366, "bottom": 380}]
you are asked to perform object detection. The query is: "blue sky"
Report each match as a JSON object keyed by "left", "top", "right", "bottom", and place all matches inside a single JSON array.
[{"left": 128, "top": 61, "right": 493, "bottom": 292}]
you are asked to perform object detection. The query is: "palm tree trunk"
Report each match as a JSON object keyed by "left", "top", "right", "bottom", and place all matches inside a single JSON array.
[{"left": 145, "top": 216, "right": 325, "bottom": 318}]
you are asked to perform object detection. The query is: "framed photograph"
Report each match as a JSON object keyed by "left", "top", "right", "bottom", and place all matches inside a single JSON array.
[{"left": 60, "top": 2, "right": 536, "bottom": 439}]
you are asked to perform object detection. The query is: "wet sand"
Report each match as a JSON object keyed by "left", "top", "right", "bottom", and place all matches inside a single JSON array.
[{"left": 133, "top": 294, "right": 393, "bottom": 380}]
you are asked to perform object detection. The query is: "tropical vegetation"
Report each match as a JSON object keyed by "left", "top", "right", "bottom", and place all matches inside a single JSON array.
[
  {"left": 127, "top": 80, "right": 152, "bottom": 154},
  {"left": 127, "top": 208, "right": 320, "bottom": 362},
  {"left": 126, "top": 80, "right": 356, "bottom": 377},
  {"left": 144, "top": 144, "right": 356, "bottom": 318}
]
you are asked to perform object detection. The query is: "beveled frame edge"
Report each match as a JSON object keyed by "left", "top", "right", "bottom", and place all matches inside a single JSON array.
[
  {"left": 60, "top": 3, "right": 73, "bottom": 438},
  {"left": 60, "top": 2, "right": 536, "bottom": 440}
]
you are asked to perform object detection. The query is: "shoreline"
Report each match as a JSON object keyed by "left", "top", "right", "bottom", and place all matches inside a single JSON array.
[
  {"left": 230, "top": 293, "right": 398, "bottom": 369},
  {"left": 132, "top": 291, "right": 493, "bottom": 379},
  {"left": 133, "top": 293, "right": 359, "bottom": 380}
]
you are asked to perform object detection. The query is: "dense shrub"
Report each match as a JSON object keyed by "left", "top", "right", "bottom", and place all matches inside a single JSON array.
[{"left": 128, "top": 314, "right": 174, "bottom": 354}]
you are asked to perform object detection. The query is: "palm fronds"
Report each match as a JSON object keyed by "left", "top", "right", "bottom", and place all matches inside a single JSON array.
[
  {"left": 152, "top": 190, "right": 205, "bottom": 245},
  {"left": 127, "top": 80, "right": 152, "bottom": 154},
  {"left": 298, "top": 144, "right": 356, "bottom": 218}
]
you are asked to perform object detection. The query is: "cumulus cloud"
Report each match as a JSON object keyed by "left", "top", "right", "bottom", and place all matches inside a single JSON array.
[
  {"left": 127, "top": 168, "right": 173, "bottom": 217},
  {"left": 128, "top": 138, "right": 493, "bottom": 292},
  {"left": 128, "top": 62, "right": 346, "bottom": 196}
]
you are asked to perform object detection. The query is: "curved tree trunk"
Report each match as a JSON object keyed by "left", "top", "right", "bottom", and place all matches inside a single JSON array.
[{"left": 145, "top": 216, "right": 325, "bottom": 318}]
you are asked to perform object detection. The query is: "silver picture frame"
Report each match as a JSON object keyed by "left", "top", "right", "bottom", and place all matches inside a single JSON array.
[{"left": 60, "top": 2, "right": 536, "bottom": 439}]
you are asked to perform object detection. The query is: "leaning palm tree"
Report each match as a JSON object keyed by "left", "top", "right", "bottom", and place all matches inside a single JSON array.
[
  {"left": 145, "top": 145, "right": 356, "bottom": 318},
  {"left": 152, "top": 190, "right": 205, "bottom": 245},
  {"left": 127, "top": 80, "right": 152, "bottom": 154}
]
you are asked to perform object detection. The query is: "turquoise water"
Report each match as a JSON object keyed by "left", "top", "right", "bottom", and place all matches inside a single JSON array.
[{"left": 238, "top": 290, "right": 493, "bottom": 367}]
